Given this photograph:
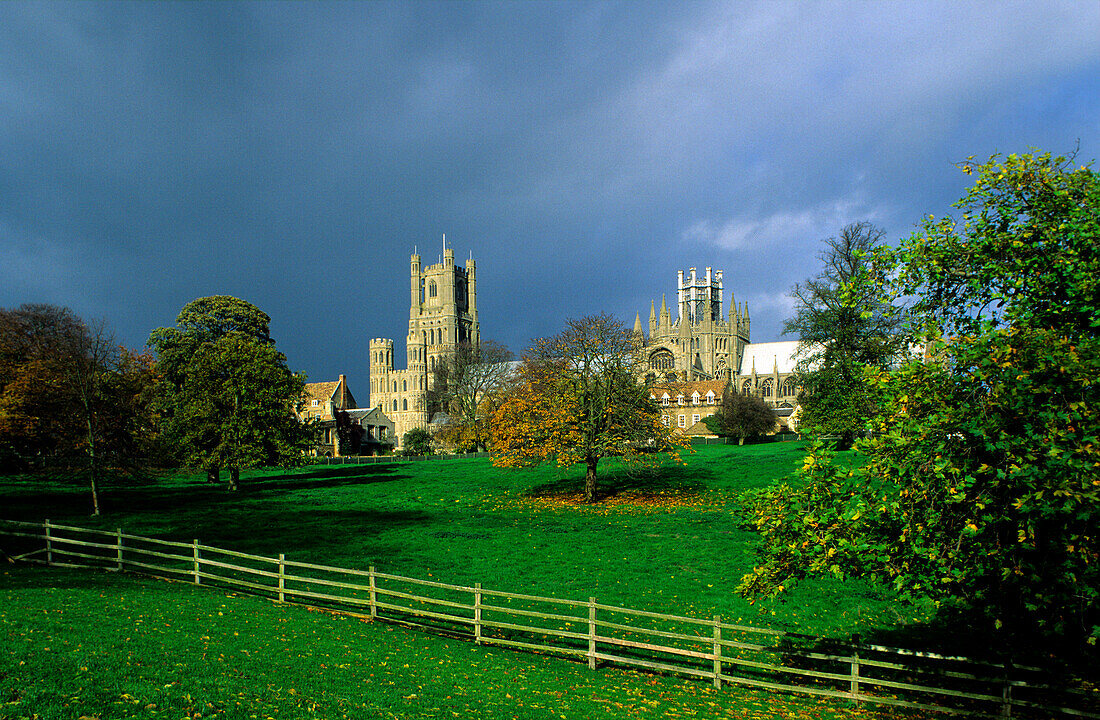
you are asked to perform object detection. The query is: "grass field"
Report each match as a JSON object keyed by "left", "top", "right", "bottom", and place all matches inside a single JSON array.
[
  {"left": 0, "top": 443, "right": 931, "bottom": 641},
  {"left": 0, "top": 563, "right": 922, "bottom": 720},
  {"left": 0, "top": 442, "right": 946, "bottom": 719}
]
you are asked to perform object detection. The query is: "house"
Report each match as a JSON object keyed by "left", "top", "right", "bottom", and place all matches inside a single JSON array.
[
  {"left": 649, "top": 379, "right": 730, "bottom": 439},
  {"left": 298, "top": 375, "right": 393, "bottom": 456}
]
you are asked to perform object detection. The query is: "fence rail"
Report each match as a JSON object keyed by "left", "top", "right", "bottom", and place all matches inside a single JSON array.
[{"left": 2, "top": 518, "right": 1096, "bottom": 719}]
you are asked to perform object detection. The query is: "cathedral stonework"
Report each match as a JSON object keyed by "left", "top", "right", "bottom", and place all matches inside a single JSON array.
[
  {"left": 370, "top": 243, "right": 479, "bottom": 447},
  {"left": 638, "top": 267, "right": 802, "bottom": 413}
]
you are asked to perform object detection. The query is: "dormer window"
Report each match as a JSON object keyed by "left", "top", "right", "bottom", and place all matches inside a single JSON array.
[
  {"left": 691, "top": 392, "right": 700, "bottom": 405},
  {"left": 661, "top": 394, "right": 670, "bottom": 406},
  {"left": 706, "top": 391, "right": 715, "bottom": 404}
]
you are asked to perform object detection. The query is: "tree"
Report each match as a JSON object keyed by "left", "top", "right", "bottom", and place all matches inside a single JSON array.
[
  {"left": 149, "top": 297, "right": 313, "bottom": 490},
  {"left": 489, "top": 314, "right": 688, "bottom": 503},
  {"left": 740, "top": 152, "right": 1100, "bottom": 650},
  {"left": 710, "top": 391, "right": 777, "bottom": 444},
  {"left": 426, "top": 340, "right": 515, "bottom": 452},
  {"left": 0, "top": 305, "right": 157, "bottom": 514},
  {"left": 400, "top": 427, "right": 434, "bottom": 456},
  {"left": 784, "top": 222, "right": 906, "bottom": 446}
]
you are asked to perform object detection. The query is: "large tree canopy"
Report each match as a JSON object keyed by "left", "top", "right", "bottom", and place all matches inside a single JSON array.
[
  {"left": 741, "top": 152, "right": 1100, "bottom": 651},
  {"left": 149, "top": 297, "right": 312, "bottom": 489},
  {"left": 0, "top": 304, "right": 156, "bottom": 514},
  {"left": 784, "top": 222, "right": 906, "bottom": 445},
  {"left": 489, "top": 314, "right": 687, "bottom": 503}
]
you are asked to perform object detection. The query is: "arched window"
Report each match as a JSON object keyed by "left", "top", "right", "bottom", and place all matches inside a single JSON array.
[
  {"left": 781, "top": 377, "right": 797, "bottom": 397},
  {"left": 760, "top": 378, "right": 773, "bottom": 398},
  {"left": 392, "top": 400, "right": 397, "bottom": 412},
  {"left": 741, "top": 379, "right": 752, "bottom": 395},
  {"left": 649, "top": 348, "right": 674, "bottom": 370},
  {"left": 402, "top": 380, "right": 407, "bottom": 392},
  {"left": 429, "top": 281, "right": 437, "bottom": 298},
  {"left": 403, "top": 399, "right": 408, "bottom": 411}
]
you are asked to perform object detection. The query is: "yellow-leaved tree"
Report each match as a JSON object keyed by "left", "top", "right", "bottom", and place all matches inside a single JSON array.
[{"left": 489, "top": 314, "right": 688, "bottom": 503}]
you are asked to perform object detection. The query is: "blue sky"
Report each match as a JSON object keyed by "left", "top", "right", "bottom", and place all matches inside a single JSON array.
[{"left": 1, "top": 1, "right": 1097, "bottom": 394}]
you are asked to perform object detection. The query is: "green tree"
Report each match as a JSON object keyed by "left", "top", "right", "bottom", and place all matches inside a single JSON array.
[
  {"left": 708, "top": 390, "right": 777, "bottom": 445},
  {"left": 149, "top": 297, "right": 313, "bottom": 489},
  {"left": 400, "top": 427, "right": 434, "bottom": 456},
  {"left": 740, "top": 152, "right": 1100, "bottom": 650},
  {"left": 489, "top": 314, "right": 688, "bottom": 503},
  {"left": 784, "top": 222, "right": 905, "bottom": 446}
]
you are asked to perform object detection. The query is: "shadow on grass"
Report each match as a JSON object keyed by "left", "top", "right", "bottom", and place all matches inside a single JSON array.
[{"left": 525, "top": 463, "right": 715, "bottom": 502}]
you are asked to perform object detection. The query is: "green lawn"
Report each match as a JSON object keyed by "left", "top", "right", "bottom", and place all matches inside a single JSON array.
[
  {"left": 0, "top": 443, "right": 932, "bottom": 641},
  {"left": 0, "top": 563, "right": 924, "bottom": 720}
]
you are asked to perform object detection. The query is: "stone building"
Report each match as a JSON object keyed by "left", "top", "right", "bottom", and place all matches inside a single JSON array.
[
  {"left": 649, "top": 379, "right": 729, "bottom": 437},
  {"left": 369, "top": 241, "right": 479, "bottom": 447},
  {"left": 637, "top": 267, "right": 802, "bottom": 412},
  {"left": 298, "top": 375, "right": 395, "bottom": 456}
]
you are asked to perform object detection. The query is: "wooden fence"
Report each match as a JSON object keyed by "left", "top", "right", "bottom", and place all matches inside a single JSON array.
[{"left": 2, "top": 518, "right": 1097, "bottom": 719}]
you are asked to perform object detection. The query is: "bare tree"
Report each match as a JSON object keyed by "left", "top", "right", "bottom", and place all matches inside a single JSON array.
[{"left": 428, "top": 340, "right": 515, "bottom": 451}]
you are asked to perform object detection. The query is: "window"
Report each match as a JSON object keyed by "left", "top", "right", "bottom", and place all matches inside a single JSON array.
[
  {"left": 691, "top": 393, "right": 700, "bottom": 405},
  {"left": 402, "top": 399, "right": 408, "bottom": 411},
  {"left": 678, "top": 415, "right": 686, "bottom": 427},
  {"left": 402, "top": 380, "right": 407, "bottom": 392},
  {"left": 392, "top": 400, "right": 397, "bottom": 412},
  {"left": 706, "top": 392, "right": 715, "bottom": 404},
  {"left": 760, "top": 378, "right": 773, "bottom": 398},
  {"left": 311, "top": 399, "right": 319, "bottom": 407},
  {"left": 429, "top": 281, "right": 437, "bottom": 298},
  {"left": 661, "top": 395, "right": 669, "bottom": 406},
  {"left": 741, "top": 379, "right": 752, "bottom": 395},
  {"left": 661, "top": 416, "right": 670, "bottom": 426},
  {"left": 692, "top": 414, "right": 700, "bottom": 425},
  {"left": 649, "top": 348, "right": 675, "bottom": 370},
  {"left": 677, "top": 395, "right": 684, "bottom": 405}
]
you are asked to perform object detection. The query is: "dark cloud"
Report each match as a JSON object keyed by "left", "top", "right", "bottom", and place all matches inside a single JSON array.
[{"left": 1, "top": 0, "right": 1097, "bottom": 395}]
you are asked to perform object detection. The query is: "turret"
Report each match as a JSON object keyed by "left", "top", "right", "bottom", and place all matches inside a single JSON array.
[{"left": 410, "top": 253, "right": 422, "bottom": 312}]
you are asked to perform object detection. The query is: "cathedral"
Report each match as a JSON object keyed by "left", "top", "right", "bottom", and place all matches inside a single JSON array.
[
  {"left": 636, "top": 266, "right": 802, "bottom": 409},
  {"left": 369, "top": 241, "right": 479, "bottom": 446}
]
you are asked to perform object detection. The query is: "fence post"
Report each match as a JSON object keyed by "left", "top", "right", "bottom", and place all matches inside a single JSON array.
[
  {"left": 850, "top": 633, "right": 861, "bottom": 705},
  {"left": 713, "top": 615, "right": 722, "bottom": 689},
  {"left": 44, "top": 519, "right": 52, "bottom": 565},
  {"left": 277, "top": 553, "right": 285, "bottom": 603},
  {"left": 1001, "top": 660, "right": 1013, "bottom": 718},
  {"left": 474, "top": 582, "right": 482, "bottom": 644},
  {"left": 588, "top": 597, "right": 597, "bottom": 670},
  {"left": 369, "top": 566, "right": 377, "bottom": 620},
  {"left": 192, "top": 539, "right": 201, "bottom": 585},
  {"left": 116, "top": 528, "right": 123, "bottom": 571}
]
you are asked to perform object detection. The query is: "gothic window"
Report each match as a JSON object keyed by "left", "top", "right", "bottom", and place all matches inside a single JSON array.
[
  {"left": 760, "top": 378, "right": 773, "bottom": 398},
  {"left": 403, "top": 399, "right": 408, "bottom": 411},
  {"left": 428, "top": 281, "right": 437, "bottom": 298},
  {"left": 741, "top": 379, "right": 752, "bottom": 395},
  {"left": 419, "top": 279, "right": 425, "bottom": 304},
  {"left": 781, "top": 377, "right": 798, "bottom": 397},
  {"left": 402, "top": 380, "right": 407, "bottom": 392},
  {"left": 392, "top": 400, "right": 397, "bottom": 412},
  {"left": 649, "top": 348, "right": 674, "bottom": 371}
]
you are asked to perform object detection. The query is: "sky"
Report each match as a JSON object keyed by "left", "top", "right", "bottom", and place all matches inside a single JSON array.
[{"left": 1, "top": 1, "right": 1097, "bottom": 396}]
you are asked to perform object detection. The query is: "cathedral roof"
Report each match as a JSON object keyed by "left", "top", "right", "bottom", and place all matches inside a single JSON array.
[{"left": 738, "top": 341, "right": 804, "bottom": 375}]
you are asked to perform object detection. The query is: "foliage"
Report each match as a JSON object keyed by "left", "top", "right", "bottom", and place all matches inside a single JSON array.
[
  {"left": 427, "top": 340, "right": 515, "bottom": 452},
  {"left": 400, "top": 426, "right": 434, "bottom": 456},
  {"left": 148, "top": 297, "right": 313, "bottom": 489},
  {"left": 489, "top": 314, "right": 688, "bottom": 503},
  {"left": 784, "top": 222, "right": 906, "bottom": 445},
  {"left": 711, "top": 391, "right": 777, "bottom": 444},
  {"left": 741, "top": 151, "right": 1100, "bottom": 649},
  {"left": 0, "top": 304, "right": 157, "bottom": 513}
]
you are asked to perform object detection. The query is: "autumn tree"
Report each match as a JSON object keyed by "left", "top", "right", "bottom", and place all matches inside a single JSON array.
[
  {"left": 0, "top": 305, "right": 157, "bottom": 514},
  {"left": 709, "top": 391, "right": 777, "bottom": 445},
  {"left": 149, "top": 296, "right": 314, "bottom": 490},
  {"left": 427, "top": 340, "right": 515, "bottom": 452},
  {"left": 784, "top": 222, "right": 906, "bottom": 446},
  {"left": 740, "top": 152, "right": 1100, "bottom": 650},
  {"left": 490, "top": 314, "right": 687, "bottom": 503}
]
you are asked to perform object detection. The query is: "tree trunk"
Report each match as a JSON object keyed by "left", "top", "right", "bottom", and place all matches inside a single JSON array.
[
  {"left": 738, "top": 436, "right": 745, "bottom": 446},
  {"left": 86, "top": 416, "right": 100, "bottom": 516},
  {"left": 207, "top": 467, "right": 220, "bottom": 484},
  {"left": 585, "top": 457, "right": 598, "bottom": 503},
  {"left": 228, "top": 468, "right": 240, "bottom": 492}
]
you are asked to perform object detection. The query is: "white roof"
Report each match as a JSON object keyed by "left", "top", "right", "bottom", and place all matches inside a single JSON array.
[{"left": 737, "top": 341, "right": 805, "bottom": 375}]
